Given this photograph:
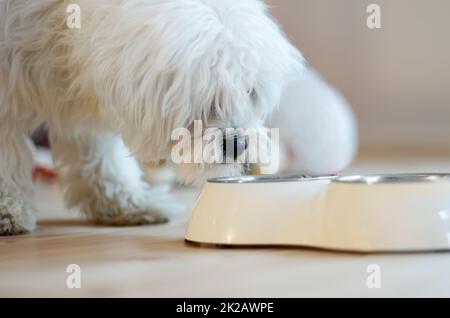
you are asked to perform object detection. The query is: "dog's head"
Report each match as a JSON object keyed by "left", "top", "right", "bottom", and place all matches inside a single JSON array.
[{"left": 97, "top": 0, "right": 304, "bottom": 183}]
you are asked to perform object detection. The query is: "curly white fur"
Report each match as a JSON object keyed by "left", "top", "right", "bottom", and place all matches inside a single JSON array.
[{"left": 0, "top": 0, "right": 303, "bottom": 234}]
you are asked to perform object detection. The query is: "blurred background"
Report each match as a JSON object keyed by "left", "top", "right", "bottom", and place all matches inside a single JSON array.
[{"left": 267, "top": 0, "right": 450, "bottom": 151}]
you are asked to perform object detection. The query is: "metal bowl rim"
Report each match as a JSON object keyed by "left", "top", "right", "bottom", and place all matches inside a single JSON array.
[
  {"left": 333, "top": 174, "right": 450, "bottom": 184},
  {"left": 207, "top": 175, "right": 336, "bottom": 184}
]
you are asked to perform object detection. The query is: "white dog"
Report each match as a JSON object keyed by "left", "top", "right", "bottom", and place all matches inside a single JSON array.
[{"left": 0, "top": 0, "right": 303, "bottom": 235}]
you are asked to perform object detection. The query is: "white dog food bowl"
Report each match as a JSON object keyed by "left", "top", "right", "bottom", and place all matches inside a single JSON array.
[{"left": 185, "top": 174, "right": 450, "bottom": 252}]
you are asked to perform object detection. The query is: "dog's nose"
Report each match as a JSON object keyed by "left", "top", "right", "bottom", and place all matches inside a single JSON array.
[{"left": 223, "top": 135, "right": 249, "bottom": 161}]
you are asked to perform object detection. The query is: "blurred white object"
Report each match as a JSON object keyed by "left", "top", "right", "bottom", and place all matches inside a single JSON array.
[
  {"left": 269, "top": 68, "right": 358, "bottom": 175},
  {"left": 186, "top": 174, "right": 450, "bottom": 253},
  {"left": 144, "top": 164, "right": 177, "bottom": 185}
]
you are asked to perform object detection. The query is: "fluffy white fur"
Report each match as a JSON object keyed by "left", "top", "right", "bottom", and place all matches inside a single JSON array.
[
  {"left": 0, "top": 0, "right": 303, "bottom": 234},
  {"left": 270, "top": 68, "right": 358, "bottom": 175}
]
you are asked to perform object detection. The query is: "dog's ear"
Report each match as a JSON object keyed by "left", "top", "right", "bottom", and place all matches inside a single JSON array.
[
  {"left": 249, "top": 2, "right": 306, "bottom": 119},
  {"left": 83, "top": 2, "right": 216, "bottom": 158}
]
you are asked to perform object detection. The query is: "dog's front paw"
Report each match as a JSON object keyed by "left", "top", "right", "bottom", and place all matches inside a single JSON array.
[
  {"left": 96, "top": 210, "right": 169, "bottom": 226},
  {"left": 0, "top": 196, "right": 37, "bottom": 236},
  {"left": 85, "top": 185, "right": 184, "bottom": 227}
]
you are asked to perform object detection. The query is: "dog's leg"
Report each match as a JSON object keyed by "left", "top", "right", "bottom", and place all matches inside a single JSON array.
[
  {"left": 0, "top": 131, "right": 37, "bottom": 235},
  {"left": 51, "top": 132, "right": 181, "bottom": 226}
]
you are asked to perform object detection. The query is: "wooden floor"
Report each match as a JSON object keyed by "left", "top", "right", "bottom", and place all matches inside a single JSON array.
[{"left": 1, "top": 150, "right": 450, "bottom": 297}]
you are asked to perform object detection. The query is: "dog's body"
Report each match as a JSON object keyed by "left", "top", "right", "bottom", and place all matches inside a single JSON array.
[{"left": 0, "top": 0, "right": 302, "bottom": 235}]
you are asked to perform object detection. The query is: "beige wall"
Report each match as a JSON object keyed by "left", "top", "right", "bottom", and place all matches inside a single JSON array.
[{"left": 267, "top": 0, "right": 450, "bottom": 149}]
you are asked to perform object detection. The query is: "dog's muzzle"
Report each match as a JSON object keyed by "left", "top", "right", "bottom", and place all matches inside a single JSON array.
[{"left": 223, "top": 135, "right": 249, "bottom": 161}]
